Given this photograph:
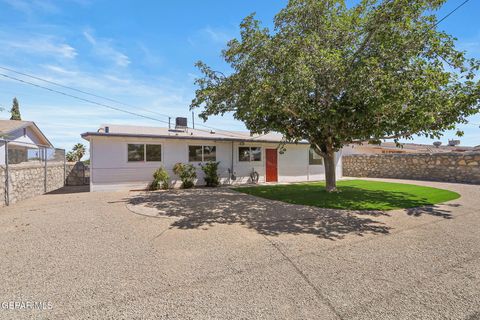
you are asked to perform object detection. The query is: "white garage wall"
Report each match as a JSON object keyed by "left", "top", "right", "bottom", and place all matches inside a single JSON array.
[{"left": 89, "top": 136, "right": 342, "bottom": 191}]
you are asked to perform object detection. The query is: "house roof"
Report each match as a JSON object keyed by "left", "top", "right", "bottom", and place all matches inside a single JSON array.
[
  {"left": 0, "top": 119, "right": 32, "bottom": 134},
  {"left": 379, "top": 142, "right": 473, "bottom": 153},
  {"left": 347, "top": 141, "right": 474, "bottom": 154},
  {"left": 81, "top": 124, "right": 309, "bottom": 144},
  {"left": 0, "top": 119, "right": 53, "bottom": 147}
]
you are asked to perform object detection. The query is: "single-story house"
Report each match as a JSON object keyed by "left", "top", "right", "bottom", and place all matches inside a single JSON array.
[
  {"left": 81, "top": 121, "right": 343, "bottom": 192},
  {"left": 0, "top": 119, "right": 53, "bottom": 165}
]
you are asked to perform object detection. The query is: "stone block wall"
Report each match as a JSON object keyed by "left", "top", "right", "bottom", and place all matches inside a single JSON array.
[
  {"left": 343, "top": 152, "right": 480, "bottom": 184},
  {"left": 66, "top": 162, "right": 89, "bottom": 186},
  {"left": 0, "top": 162, "right": 65, "bottom": 206}
]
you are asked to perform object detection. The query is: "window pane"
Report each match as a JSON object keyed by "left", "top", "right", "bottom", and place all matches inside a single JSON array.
[
  {"left": 203, "top": 146, "right": 216, "bottom": 162},
  {"left": 128, "top": 144, "right": 144, "bottom": 162},
  {"left": 239, "top": 147, "right": 250, "bottom": 162},
  {"left": 251, "top": 147, "right": 262, "bottom": 161},
  {"left": 309, "top": 148, "right": 323, "bottom": 165},
  {"left": 146, "top": 144, "right": 162, "bottom": 162},
  {"left": 189, "top": 146, "right": 203, "bottom": 162}
]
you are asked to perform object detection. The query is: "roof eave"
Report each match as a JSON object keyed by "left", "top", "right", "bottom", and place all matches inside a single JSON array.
[{"left": 80, "top": 132, "right": 309, "bottom": 145}]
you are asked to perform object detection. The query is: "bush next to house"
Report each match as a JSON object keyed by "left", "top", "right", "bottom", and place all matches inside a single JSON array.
[
  {"left": 200, "top": 161, "right": 220, "bottom": 187},
  {"left": 173, "top": 163, "right": 197, "bottom": 189},
  {"left": 149, "top": 167, "right": 170, "bottom": 190}
]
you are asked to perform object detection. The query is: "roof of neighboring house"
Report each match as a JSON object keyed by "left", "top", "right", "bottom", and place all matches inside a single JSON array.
[
  {"left": 0, "top": 119, "right": 32, "bottom": 134},
  {"left": 380, "top": 142, "right": 473, "bottom": 153},
  {"left": 81, "top": 124, "right": 309, "bottom": 144},
  {"left": 347, "top": 141, "right": 474, "bottom": 154},
  {"left": 0, "top": 119, "right": 53, "bottom": 147}
]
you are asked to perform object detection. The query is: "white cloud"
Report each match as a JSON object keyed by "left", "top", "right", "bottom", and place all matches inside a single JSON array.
[
  {"left": 202, "top": 26, "right": 232, "bottom": 43},
  {"left": 0, "top": 35, "right": 77, "bottom": 59},
  {"left": 1, "top": 0, "right": 59, "bottom": 15},
  {"left": 188, "top": 26, "right": 236, "bottom": 47},
  {"left": 83, "top": 30, "right": 130, "bottom": 67}
]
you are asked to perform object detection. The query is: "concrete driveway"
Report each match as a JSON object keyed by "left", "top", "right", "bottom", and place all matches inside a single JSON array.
[{"left": 0, "top": 179, "right": 479, "bottom": 319}]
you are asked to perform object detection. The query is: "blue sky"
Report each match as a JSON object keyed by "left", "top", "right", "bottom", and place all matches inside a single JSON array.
[{"left": 0, "top": 0, "right": 479, "bottom": 153}]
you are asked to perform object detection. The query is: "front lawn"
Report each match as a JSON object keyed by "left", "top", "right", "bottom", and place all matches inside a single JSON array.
[{"left": 233, "top": 179, "right": 460, "bottom": 211}]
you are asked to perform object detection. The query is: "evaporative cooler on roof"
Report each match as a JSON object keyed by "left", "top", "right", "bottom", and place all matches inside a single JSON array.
[{"left": 175, "top": 117, "right": 188, "bottom": 130}]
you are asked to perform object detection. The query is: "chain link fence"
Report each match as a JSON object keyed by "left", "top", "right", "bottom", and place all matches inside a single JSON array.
[{"left": 1, "top": 139, "right": 66, "bottom": 206}]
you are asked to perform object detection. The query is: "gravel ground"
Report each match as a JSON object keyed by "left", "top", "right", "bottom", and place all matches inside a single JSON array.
[{"left": 0, "top": 179, "right": 479, "bottom": 319}]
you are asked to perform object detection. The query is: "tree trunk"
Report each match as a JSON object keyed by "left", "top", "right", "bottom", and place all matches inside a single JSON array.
[{"left": 324, "top": 151, "right": 337, "bottom": 192}]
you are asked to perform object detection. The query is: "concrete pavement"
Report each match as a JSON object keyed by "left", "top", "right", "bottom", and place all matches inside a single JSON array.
[{"left": 0, "top": 179, "right": 479, "bottom": 319}]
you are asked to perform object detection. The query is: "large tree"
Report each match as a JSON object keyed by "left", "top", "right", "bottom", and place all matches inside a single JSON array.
[
  {"left": 10, "top": 97, "right": 21, "bottom": 120},
  {"left": 191, "top": 0, "right": 480, "bottom": 192}
]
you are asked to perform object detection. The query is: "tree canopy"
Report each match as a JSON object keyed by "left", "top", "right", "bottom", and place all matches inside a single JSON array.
[
  {"left": 66, "top": 143, "right": 86, "bottom": 162},
  {"left": 10, "top": 97, "right": 21, "bottom": 120},
  {"left": 191, "top": 0, "right": 480, "bottom": 191}
]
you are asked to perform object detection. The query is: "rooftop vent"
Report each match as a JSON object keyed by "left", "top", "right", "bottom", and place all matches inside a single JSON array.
[
  {"left": 448, "top": 139, "right": 460, "bottom": 147},
  {"left": 175, "top": 117, "right": 188, "bottom": 130}
]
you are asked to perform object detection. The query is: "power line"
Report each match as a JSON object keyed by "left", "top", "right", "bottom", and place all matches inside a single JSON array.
[
  {"left": 0, "top": 72, "right": 252, "bottom": 138},
  {"left": 434, "top": 0, "right": 471, "bottom": 27},
  {"left": 0, "top": 65, "right": 173, "bottom": 120},
  {"left": 0, "top": 65, "right": 248, "bottom": 137},
  {"left": 0, "top": 72, "right": 172, "bottom": 125}
]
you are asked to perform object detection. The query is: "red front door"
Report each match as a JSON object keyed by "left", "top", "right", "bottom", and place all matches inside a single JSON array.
[{"left": 265, "top": 149, "right": 278, "bottom": 182}]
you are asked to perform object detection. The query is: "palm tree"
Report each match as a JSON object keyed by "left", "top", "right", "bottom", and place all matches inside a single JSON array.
[{"left": 72, "top": 143, "right": 86, "bottom": 161}]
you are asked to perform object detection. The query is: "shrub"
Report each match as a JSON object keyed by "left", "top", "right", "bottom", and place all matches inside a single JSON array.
[
  {"left": 149, "top": 167, "right": 170, "bottom": 190},
  {"left": 200, "top": 161, "right": 220, "bottom": 187},
  {"left": 173, "top": 163, "right": 197, "bottom": 189}
]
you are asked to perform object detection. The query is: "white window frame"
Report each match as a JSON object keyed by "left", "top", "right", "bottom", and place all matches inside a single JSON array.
[
  {"left": 309, "top": 147, "right": 324, "bottom": 165},
  {"left": 188, "top": 145, "right": 216, "bottom": 163},
  {"left": 127, "top": 143, "right": 163, "bottom": 163},
  {"left": 238, "top": 146, "right": 262, "bottom": 162}
]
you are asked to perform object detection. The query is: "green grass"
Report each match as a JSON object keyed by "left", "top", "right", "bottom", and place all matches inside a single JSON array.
[{"left": 233, "top": 179, "right": 460, "bottom": 211}]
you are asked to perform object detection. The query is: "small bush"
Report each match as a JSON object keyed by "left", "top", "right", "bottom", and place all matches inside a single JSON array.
[
  {"left": 200, "top": 161, "right": 220, "bottom": 187},
  {"left": 149, "top": 167, "right": 170, "bottom": 190},
  {"left": 173, "top": 163, "right": 197, "bottom": 189}
]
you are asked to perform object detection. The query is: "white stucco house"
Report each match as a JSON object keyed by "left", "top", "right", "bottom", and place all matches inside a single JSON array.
[
  {"left": 81, "top": 121, "right": 343, "bottom": 192},
  {"left": 0, "top": 120, "right": 53, "bottom": 165}
]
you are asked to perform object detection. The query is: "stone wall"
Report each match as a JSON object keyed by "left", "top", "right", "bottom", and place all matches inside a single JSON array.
[
  {"left": 66, "top": 162, "right": 89, "bottom": 186},
  {"left": 343, "top": 152, "right": 480, "bottom": 184},
  {"left": 0, "top": 162, "right": 65, "bottom": 206}
]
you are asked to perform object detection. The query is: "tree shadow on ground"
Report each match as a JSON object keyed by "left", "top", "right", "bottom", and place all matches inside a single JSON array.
[
  {"left": 405, "top": 203, "right": 459, "bottom": 219},
  {"left": 126, "top": 188, "right": 395, "bottom": 240}
]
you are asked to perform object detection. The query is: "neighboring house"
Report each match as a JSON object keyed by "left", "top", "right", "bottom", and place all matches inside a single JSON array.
[
  {"left": 0, "top": 120, "right": 53, "bottom": 165},
  {"left": 81, "top": 122, "right": 343, "bottom": 191},
  {"left": 343, "top": 142, "right": 473, "bottom": 155}
]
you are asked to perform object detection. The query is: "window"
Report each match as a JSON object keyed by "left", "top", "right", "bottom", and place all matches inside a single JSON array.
[
  {"left": 189, "top": 146, "right": 203, "bottom": 162},
  {"left": 146, "top": 144, "right": 162, "bottom": 161},
  {"left": 309, "top": 148, "right": 323, "bottom": 165},
  {"left": 203, "top": 146, "right": 216, "bottom": 162},
  {"left": 189, "top": 145, "right": 216, "bottom": 162},
  {"left": 239, "top": 146, "right": 262, "bottom": 162},
  {"left": 128, "top": 144, "right": 162, "bottom": 162},
  {"left": 128, "top": 144, "right": 144, "bottom": 162}
]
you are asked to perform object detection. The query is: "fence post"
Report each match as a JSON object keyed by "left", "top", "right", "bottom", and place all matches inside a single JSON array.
[
  {"left": 4, "top": 140, "right": 9, "bottom": 206},
  {"left": 44, "top": 148, "right": 47, "bottom": 193},
  {"left": 63, "top": 149, "right": 66, "bottom": 186}
]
